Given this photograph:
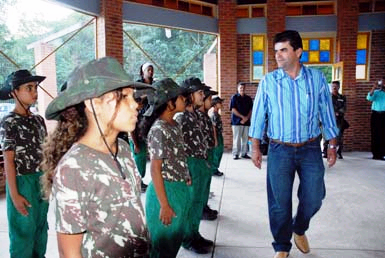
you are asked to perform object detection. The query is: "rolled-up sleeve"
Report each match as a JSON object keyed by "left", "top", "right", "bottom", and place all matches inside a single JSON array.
[
  {"left": 249, "top": 78, "right": 267, "bottom": 140},
  {"left": 318, "top": 78, "right": 339, "bottom": 140}
]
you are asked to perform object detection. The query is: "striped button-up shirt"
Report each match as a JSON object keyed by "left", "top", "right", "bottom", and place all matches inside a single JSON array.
[{"left": 249, "top": 65, "right": 338, "bottom": 143}]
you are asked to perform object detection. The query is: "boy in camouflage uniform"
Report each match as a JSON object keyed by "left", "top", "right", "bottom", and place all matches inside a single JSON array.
[
  {"left": 41, "top": 57, "right": 154, "bottom": 258},
  {"left": 175, "top": 77, "right": 214, "bottom": 254},
  {"left": 210, "top": 96, "right": 225, "bottom": 176},
  {"left": 0, "top": 70, "right": 49, "bottom": 258},
  {"left": 142, "top": 78, "right": 192, "bottom": 258}
]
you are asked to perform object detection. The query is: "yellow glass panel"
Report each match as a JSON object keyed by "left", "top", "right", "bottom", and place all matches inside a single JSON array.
[
  {"left": 253, "top": 36, "right": 264, "bottom": 51},
  {"left": 302, "top": 39, "right": 309, "bottom": 51},
  {"left": 309, "top": 51, "right": 319, "bottom": 62},
  {"left": 357, "top": 34, "right": 367, "bottom": 50},
  {"left": 320, "top": 39, "right": 330, "bottom": 50}
]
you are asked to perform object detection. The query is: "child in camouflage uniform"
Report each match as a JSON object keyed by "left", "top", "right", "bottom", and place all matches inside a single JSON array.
[
  {"left": 41, "top": 57, "right": 154, "bottom": 258},
  {"left": 139, "top": 78, "right": 192, "bottom": 258},
  {"left": 210, "top": 96, "right": 225, "bottom": 176},
  {"left": 175, "top": 77, "right": 214, "bottom": 254},
  {"left": 197, "top": 87, "right": 218, "bottom": 221},
  {"left": 0, "top": 70, "right": 49, "bottom": 258}
]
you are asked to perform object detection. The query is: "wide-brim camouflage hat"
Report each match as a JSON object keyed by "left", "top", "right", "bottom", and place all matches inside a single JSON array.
[
  {"left": 211, "top": 96, "right": 224, "bottom": 106},
  {"left": 180, "top": 77, "right": 207, "bottom": 93},
  {"left": 45, "top": 57, "right": 155, "bottom": 120},
  {"left": 143, "top": 78, "right": 188, "bottom": 116},
  {"left": 0, "top": 70, "right": 46, "bottom": 100}
]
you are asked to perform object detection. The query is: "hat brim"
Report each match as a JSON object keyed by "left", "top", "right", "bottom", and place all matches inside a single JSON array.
[
  {"left": 144, "top": 86, "right": 188, "bottom": 117},
  {"left": 0, "top": 75, "right": 46, "bottom": 100},
  {"left": 46, "top": 79, "right": 154, "bottom": 120},
  {"left": 13, "top": 75, "right": 46, "bottom": 87}
]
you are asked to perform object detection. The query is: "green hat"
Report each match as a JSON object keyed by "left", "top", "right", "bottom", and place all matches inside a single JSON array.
[
  {"left": 180, "top": 77, "right": 207, "bottom": 93},
  {"left": 0, "top": 70, "right": 46, "bottom": 100},
  {"left": 203, "top": 84, "right": 218, "bottom": 100},
  {"left": 211, "top": 96, "right": 224, "bottom": 107},
  {"left": 45, "top": 57, "right": 154, "bottom": 120},
  {"left": 143, "top": 78, "right": 187, "bottom": 116}
]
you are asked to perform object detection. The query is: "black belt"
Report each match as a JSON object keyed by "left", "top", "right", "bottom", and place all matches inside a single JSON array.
[{"left": 373, "top": 111, "right": 385, "bottom": 114}]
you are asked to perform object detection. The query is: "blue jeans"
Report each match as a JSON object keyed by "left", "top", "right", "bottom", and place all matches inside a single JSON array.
[{"left": 266, "top": 139, "right": 325, "bottom": 252}]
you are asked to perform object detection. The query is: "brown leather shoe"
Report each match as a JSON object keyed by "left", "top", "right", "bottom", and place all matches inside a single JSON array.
[
  {"left": 294, "top": 233, "right": 310, "bottom": 253},
  {"left": 274, "top": 251, "right": 289, "bottom": 258}
]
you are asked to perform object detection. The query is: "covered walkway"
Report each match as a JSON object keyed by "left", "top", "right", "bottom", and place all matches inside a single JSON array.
[{"left": 0, "top": 151, "right": 384, "bottom": 257}]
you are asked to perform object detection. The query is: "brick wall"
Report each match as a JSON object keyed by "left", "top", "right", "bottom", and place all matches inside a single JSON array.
[
  {"left": 97, "top": 0, "right": 124, "bottom": 64},
  {"left": 218, "top": 0, "right": 238, "bottom": 150}
]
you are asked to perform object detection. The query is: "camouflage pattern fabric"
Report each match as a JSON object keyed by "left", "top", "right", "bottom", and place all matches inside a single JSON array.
[
  {"left": 147, "top": 119, "right": 191, "bottom": 182},
  {"left": 52, "top": 138, "right": 149, "bottom": 258},
  {"left": 197, "top": 110, "right": 215, "bottom": 148},
  {"left": 210, "top": 111, "right": 223, "bottom": 135},
  {"left": 0, "top": 113, "right": 47, "bottom": 175},
  {"left": 175, "top": 110, "right": 207, "bottom": 159}
]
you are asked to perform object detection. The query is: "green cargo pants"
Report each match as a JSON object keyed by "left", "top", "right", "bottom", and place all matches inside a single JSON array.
[
  {"left": 129, "top": 139, "right": 147, "bottom": 178},
  {"left": 6, "top": 172, "right": 49, "bottom": 258},
  {"left": 211, "top": 134, "right": 224, "bottom": 174}
]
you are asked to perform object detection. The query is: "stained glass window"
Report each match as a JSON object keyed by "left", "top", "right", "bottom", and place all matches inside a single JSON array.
[
  {"left": 356, "top": 32, "right": 370, "bottom": 80},
  {"left": 251, "top": 35, "right": 265, "bottom": 81},
  {"left": 300, "top": 37, "right": 333, "bottom": 64}
]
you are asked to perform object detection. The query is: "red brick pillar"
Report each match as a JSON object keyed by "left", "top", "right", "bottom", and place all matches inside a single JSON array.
[
  {"left": 218, "top": 0, "right": 237, "bottom": 150},
  {"left": 336, "top": 0, "right": 359, "bottom": 151},
  {"left": 266, "top": 0, "right": 286, "bottom": 72},
  {"left": 34, "top": 43, "right": 57, "bottom": 132},
  {"left": 96, "top": 0, "right": 124, "bottom": 64}
]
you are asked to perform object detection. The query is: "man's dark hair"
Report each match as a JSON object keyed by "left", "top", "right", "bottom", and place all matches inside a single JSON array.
[
  {"left": 332, "top": 81, "right": 340, "bottom": 87},
  {"left": 273, "top": 30, "right": 303, "bottom": 50}
]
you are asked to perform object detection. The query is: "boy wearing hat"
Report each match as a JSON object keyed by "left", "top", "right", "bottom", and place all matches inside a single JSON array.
[
  {"left": 141, "top": 78, "right": 192, "bottom": 258},
  {"left": 210, "top": 96, "right": 225, "bottom": 176},
  {"left": 175, "top": 77, "right": 213, "bottom": 254},
  {"left": 0, "top": 70, "right": 49, "bottom": 257}
]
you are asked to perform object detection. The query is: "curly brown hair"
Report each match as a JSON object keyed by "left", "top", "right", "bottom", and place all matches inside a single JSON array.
[{"left": 40, "top": 103, "right": 88, "bottom": 199}]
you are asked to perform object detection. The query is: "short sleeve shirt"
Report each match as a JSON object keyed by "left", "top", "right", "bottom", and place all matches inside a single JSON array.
[
  {"left": 147, "top": 119, "right": 191, "bottom": 182},
  {"left": 175, "top": 110, "right": 207, "bottom": 159},
  {"left": 0, "top": 112, "right": 46, "bottom": 175},
  {"left": 229, "top": 93, "right": 253, "bottom": 126},
  {"left": 52, "top": 138, "right": 149, "bottom": 258},
  {"left": 197, "top": 110, "right": 215, "bottom": 148},
  {"left": 210, "top": 111, "right": 223, "bottom": 135}
]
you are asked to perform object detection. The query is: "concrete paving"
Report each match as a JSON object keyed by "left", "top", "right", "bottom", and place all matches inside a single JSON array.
[{"left": 0, "top": 151, "right": 384, "bottom": 258}]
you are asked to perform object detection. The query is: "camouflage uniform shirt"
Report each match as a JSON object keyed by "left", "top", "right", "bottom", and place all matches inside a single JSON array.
[
  {"left": 175, "top": 110, "right": 207, "bottom": 159},
  {"left": 147, "top": 119, "right": 191, "bottom": 182},
  {"left": 52, "top": 138, "right": 149, "bottom": 258},
  {"left": 197, "top": 110, "right": 215, "bottom": 148},
  {"left": 210, "top": 111, "right": 223, "bottom": 135},
  {"left": 0, "top": 112, "right": 46, "bottom": 175}
]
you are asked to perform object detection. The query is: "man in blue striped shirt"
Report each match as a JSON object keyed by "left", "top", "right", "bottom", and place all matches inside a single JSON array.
[{"left": 249, "top": 30, "right": 338, "bottom": 258}]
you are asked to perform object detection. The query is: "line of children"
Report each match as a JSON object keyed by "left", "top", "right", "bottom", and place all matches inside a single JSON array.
[
  {"left": 40, "top": 57, "right": 154, "bottom": 257},
  {"left": 0, "top": 69, "right": 49, "bottom": 258},
  {"left": 139, "top": 78, "right": 193, "bottom": 258}
]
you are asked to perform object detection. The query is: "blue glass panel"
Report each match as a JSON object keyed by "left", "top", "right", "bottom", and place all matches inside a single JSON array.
[
  {"left": 356, "top": 49, "right": 367, "bottom": 65},
  {"left": 300, "top": 51, "right": 309, "bottom": 63},
  {"left": 309, "top": 39, "right": 320, "bottom": 50},
  {"left": 253, "top": 51, "right": 264, "bottom": 65},
  {"left": 320, "top": 51, "right": 330, "bottom": 62}
]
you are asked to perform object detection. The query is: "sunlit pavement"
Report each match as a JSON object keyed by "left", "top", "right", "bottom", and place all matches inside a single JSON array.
[{"left": 1, "top": 151, "right": 385, "bottom": 258}]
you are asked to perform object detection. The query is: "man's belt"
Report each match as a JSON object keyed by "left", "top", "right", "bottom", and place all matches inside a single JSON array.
[{"left": 271, "top": 136, "right": 319, "bottom": 148}]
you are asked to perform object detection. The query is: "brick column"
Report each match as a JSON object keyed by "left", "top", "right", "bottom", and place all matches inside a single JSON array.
[
  {"left": 266, "top": 0, "right": 286, "bottom": 72},
  {"left": 336, "top": 0, "right": 359, "bottom": 151},
  {"left": 34, "top": 43, "right": 57, "bottom": 132},
  {"left": 218, "top": 0, "right": 237, "bottom": 150},
  {"left": 96, "top": 0, "right": 124, "bottom": 64}
]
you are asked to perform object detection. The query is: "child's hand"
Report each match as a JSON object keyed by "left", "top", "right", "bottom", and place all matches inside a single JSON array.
[
  {"left": 159, "top": 205, "right": 176, "bottom": 226},
  {"left": 12, "top": 194, "right": 31, "bottom": 216}
]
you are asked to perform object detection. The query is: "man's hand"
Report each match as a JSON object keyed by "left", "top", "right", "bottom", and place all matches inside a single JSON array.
[
  {"left": 327, "top": 148, "right": 337, "bottom": 167},
  {"left": 12, "top": 194, "right": 31, "bottom": 216},
  {"left": 252, "top": 149, "right": 263, "bottom": 169}
]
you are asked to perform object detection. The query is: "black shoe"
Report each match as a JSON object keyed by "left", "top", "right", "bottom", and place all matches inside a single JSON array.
[
  {"left": 338, "top": 153, "right": 343, "bottom": 159},
  {"left": 201, "top": 208, "right": 217, "bottom": 221},
  {"left": 373, "top": 156, "right": 385, "bottom": 160},
  {"left": 204, "top": 205, "right": 218, "bottom": 216},
  {"left": 184, "top": 240, "right": 209, "bottom": 254},
  {"left": 141, "top": 182, "right": 147, "bottom": 193},
  {"left": 241, "top": 154, "right": 251, "bottom": 159},
  {"left": 197, "top": 235, "right": 214, "bottom": 247},
  {"left": 233, "top": 155, "right": 239, "bottom": 160},
  {"left": 213, "top": 170, "right": 224, "bottom": 176}
]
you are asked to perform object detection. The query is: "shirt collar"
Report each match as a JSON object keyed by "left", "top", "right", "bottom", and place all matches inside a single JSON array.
[{"left": 275, "top": 64, "right": 309, "bottom": 81}]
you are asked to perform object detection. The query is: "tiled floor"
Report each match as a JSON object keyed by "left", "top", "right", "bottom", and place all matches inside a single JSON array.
[{"left": 1, "top": 151, "right": 385, "bottom": 258}]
